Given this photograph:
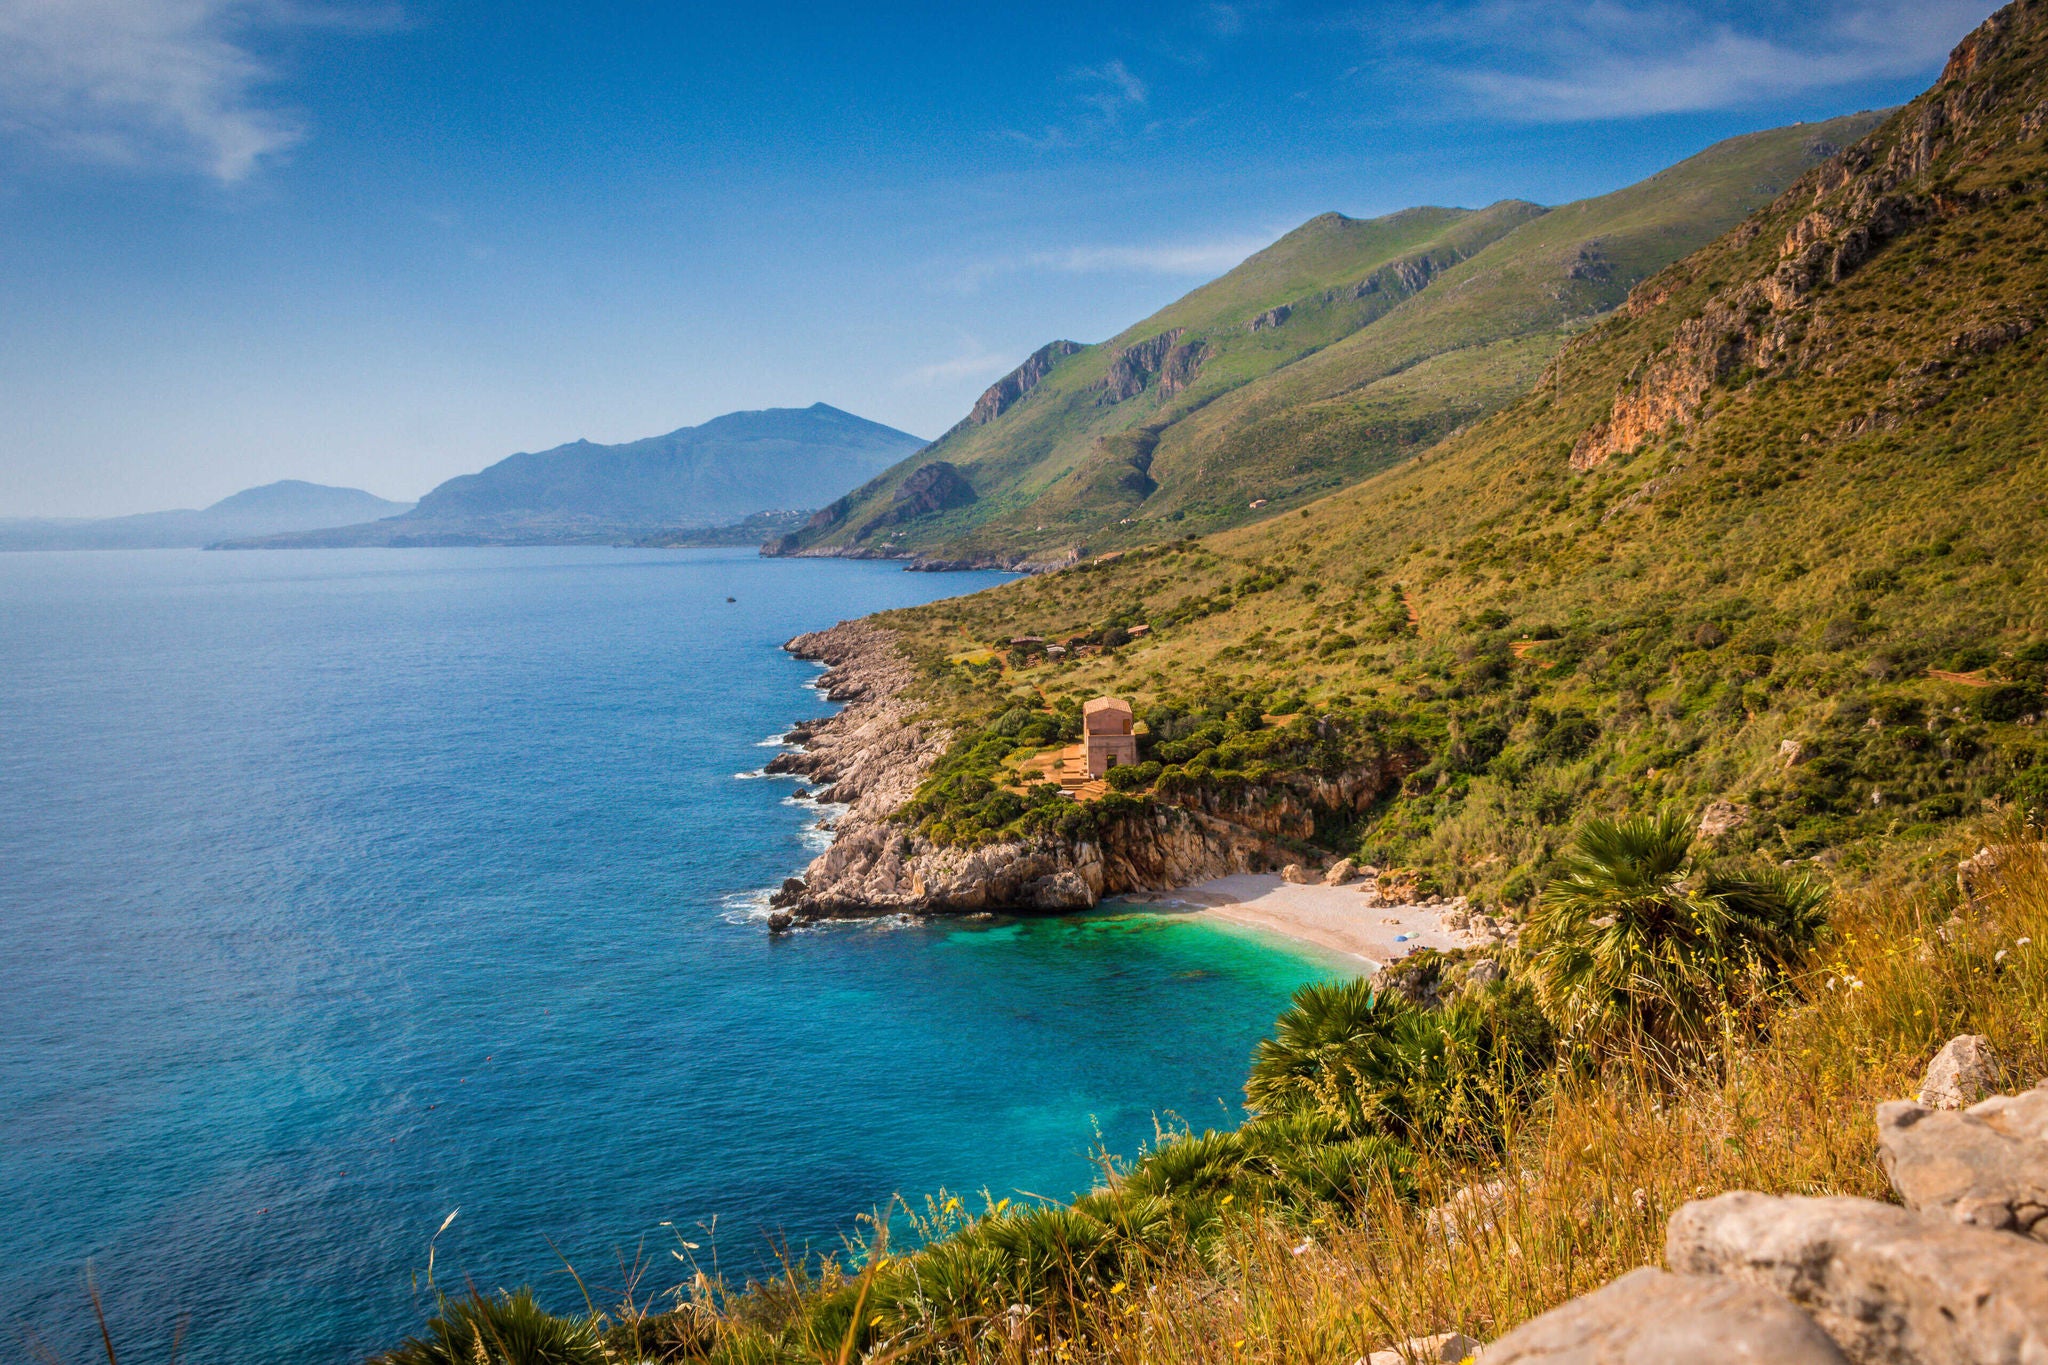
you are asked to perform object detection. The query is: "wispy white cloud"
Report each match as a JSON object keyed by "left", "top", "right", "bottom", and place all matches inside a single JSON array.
[
  {"left": 0, "top": 0, "right": 390, "bottom": 181},
  {"left": 1072, "top": 58, "right": 1149, "bottom": 121},
  {"left": 1001, "top": 55, "right": 1156, "bottom": 148},
  {"left": 898, "top": 337, "right": 1015, "bottom": 388},
  {"left": 1437, "top": 0, "right": 1993, "bottom": 120},
  {"left": 947, "top": 234, "right": 1269, "bottom": 293}
]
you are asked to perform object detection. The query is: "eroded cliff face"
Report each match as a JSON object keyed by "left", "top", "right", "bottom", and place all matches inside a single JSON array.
[
  {"left": 1568, "top": 2, "right": 2048, "bottom": 473},
  {"left": 764, "top": 622, "right": 1392, "bottom": 922}
]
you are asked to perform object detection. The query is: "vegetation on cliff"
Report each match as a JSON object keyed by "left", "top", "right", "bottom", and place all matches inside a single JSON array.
[{"left": 346, "top": 5, "right": 2048, "bottom": 1361}]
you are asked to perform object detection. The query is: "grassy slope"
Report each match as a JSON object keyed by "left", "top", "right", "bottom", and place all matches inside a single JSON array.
[
  {"left": 792, "top": 204, "right": 1523, "bottom": 556},
  {"left": 790, "top": 115, "right": 1880, "bottom": 564},
  {"left": 868, "top": 62, "right": 2047, "bottom": 905}
]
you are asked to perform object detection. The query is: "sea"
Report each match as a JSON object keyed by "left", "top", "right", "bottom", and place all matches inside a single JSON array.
[{"left": 0, "top": 547, "right": 1343, "bottom": 1364}]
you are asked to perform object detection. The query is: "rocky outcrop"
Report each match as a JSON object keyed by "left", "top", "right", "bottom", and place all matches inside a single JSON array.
[
  {"left": 1158, "top": 338, "right": 1210, "bottom": 395},
  {"left": 1695, "top": 800, "right": 1748, "bottom": 841},
  {"left": 850, "top": 462, "right": 978, "bottom": 542},
  {"left": 1480, "top": 1059, "right": 2048, "bottom": 1365},
  {"left": 1917, "top": 1033, "right": 2004, "bottom": 1108},
  {"left": 889, "top": 462, "right": 976, "bottom": 518},
  {"left": 1249, "top": 305, "right": 1292, "bottom": 332},
  {"left": 764, "top": 622, "right": 1317, "bottom": 921},
  {"left": 1666, "top": 1191, "right": 2048, "bottom": 1364},
  {"left": 1486, "top": 1267, "right": 1850, "bottom": 1364},
  {"left": 1096, "top": 330, "right": 1186, "bottom": 403},
  {"left": 788, "top": 800, "right": 1298, "bottom": 919},
  {"left": 1879, "top": 1078, "right": 2048, "bottom": 1241},
  {"left": 962, "top": 341, "right": 1083, "bottom": 428}
]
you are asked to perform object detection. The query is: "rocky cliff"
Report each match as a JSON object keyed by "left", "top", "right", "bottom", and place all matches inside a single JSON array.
[
  {"left": 1569, "top": 2, "right": 2047, "bottom": 472},
  {"left": 1482, "top": 1041, "right": 2048, "bottom": 1364}
]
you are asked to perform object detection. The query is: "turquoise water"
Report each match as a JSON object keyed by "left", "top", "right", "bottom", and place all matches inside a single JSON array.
[{"left": 0, "top": 548, "right": 1339, "bottom": 1364}]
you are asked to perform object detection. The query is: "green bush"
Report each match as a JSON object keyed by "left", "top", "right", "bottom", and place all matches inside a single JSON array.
[
  {"left": 1976, "top": 682, "right": 2043, "bottom": 722},
  {"left": 1106, "top": 760, "right": 1163, "bottom": 791},
  {"left": 1523, "top": 810, "right": 1830, "bottom": 1061},
  {"left": 372, "top": 1290, "right": 602, "bottom": 1365}
]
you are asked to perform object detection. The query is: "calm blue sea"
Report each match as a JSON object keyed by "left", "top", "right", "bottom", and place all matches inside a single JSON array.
[{"left": 0, "top": 547, "right": 1339, "bottom": 1364}]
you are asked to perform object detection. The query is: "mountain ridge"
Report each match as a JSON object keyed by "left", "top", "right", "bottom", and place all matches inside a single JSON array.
[{"left": 800, "top": 3, "right": 2048, "bottom": 914}]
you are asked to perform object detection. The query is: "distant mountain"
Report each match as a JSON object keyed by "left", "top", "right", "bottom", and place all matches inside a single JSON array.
[
  {"left": 226, "top": 404, "right": 927, "bottom": 548},
  {"left": 770, "top": 112, "right": 1885, "bottom": 567},
  {"left": 0, "top": 481, "right": 414, "bottom": 551}
]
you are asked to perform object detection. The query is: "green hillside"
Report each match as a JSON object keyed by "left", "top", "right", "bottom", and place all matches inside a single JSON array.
[
  {"left": 773, "top": 113, "right": 1882, "bottom": 567},
  {"left": 862, "top": 21, "right": 2048, "bottom": 904}
]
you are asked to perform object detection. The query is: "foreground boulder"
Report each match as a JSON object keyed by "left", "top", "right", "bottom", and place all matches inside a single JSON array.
[
  {"left": 1878, "top": 1082, "right": 2048, "bottom": 1241},
  {"left": 1484, "top": 1268, "right": 1848, "bottom": 1364},
  {"left": 1665, "top": 1191, "right": 2048, "bottom": 1364}
]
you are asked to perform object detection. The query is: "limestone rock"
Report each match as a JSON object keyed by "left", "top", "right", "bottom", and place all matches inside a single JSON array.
[
  {"left": 1424, "top": 1178, "right": 1511, "bottom": 1243},
  {"left": 1282, "top": 863, "right": 1316, "bottom": 885},
  {"left": 1365, "top": 1330, "right": 1483, "bottom": 1364},
  {"left": 1483, "top": 1267, "right": 1847, "bottom": 1364},
  {"left": 1665, "top": 1191, "right": 2048, "bottom": 1364},
  {"left": 1878, "top": 1083, "right": 2048, "bottom": 1241},
  {"left": 1957, "top": 845, "right": 2005, "bottom": 896},
  {"left": 1324, "top": 857, "right": 1358, "bottom": 886},
  {"left": 1919, "top": 1033, "right": 2002, "bottom": 1109},
  {"left": 1462, "top": 957, "right": 1504, "bottom": 993},
  {"left": 1696, "top": 800, "right": 1748, "bottom": 840}
]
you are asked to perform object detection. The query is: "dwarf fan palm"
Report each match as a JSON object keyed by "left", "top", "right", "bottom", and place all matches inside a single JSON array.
[
  {"left": 1244, "top": 977, "right": 1410, "bottom": 1133},
  {"left": 1525, "top": 809, "right": 1829, "bottom": 1061}
]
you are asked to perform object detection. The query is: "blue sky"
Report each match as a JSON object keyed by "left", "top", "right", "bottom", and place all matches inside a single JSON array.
[{"left": 0, "top": 0, "right": 1998, "bottom": 516}]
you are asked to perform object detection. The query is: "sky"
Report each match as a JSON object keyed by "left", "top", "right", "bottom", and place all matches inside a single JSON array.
[{"left": 0, "top": 0, "right": 2000, "bottom": 516}]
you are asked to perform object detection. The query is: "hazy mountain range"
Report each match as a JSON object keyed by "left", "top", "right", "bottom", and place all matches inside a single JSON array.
[
  {"left": 0, "top": 482, "right": 414, "bottom": 551},
  {"left": 225, "top": 404, "right": 926, "bottom": 548}
]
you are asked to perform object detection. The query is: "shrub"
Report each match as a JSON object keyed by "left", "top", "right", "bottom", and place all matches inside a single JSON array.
[
  {"left": 1523, "top": 810, "right": 1830, "bottom": 1061},
  {"left": 1976, "top": 682, "right": 2042, "bottom": 722},
  {"left": 1105, "top": 760, "right": 1163, "bottom": 791},
  {"left": 373, "top": 1290, "right": 603, "bottom": 1365}
]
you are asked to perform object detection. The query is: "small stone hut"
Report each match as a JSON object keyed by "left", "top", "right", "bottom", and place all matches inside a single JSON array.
[{"left": 1082, "top": 696, "right": 1139, "bottom": 778}]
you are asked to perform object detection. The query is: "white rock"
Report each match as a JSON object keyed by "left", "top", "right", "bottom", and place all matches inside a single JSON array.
[
  {"left": 1920, "top": 1034, "right": 2002, "bottom": 1109},
  {"left": 1666, "top": 1191, "right": 2048, "bottom": 1365},
  {"left": 1483, "top": 1267, "right": 1846, "bottom": 1364},
  {"left": 1365, "top": 1330, "right": 1484, "bottom": 1364}
]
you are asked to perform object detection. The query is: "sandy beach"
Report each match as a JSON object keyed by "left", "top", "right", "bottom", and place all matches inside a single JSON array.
[{"left": 1117, "top": 873, "right": 1471, "bottom": 969}]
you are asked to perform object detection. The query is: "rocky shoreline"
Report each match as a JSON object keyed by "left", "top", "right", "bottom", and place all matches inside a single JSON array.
[{"left": 761, "top": 621, "right": 1309, "bottom": 927}]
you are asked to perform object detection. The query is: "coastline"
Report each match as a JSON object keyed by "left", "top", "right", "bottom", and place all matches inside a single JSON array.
[{"left": 759, "top": 624, "right": 1526, "bottom": 958}]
